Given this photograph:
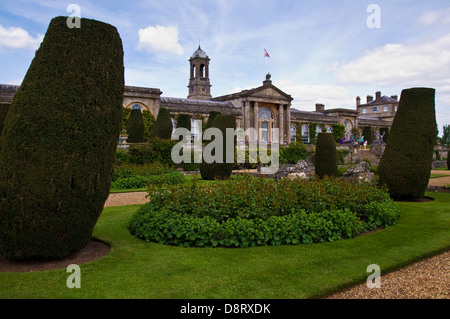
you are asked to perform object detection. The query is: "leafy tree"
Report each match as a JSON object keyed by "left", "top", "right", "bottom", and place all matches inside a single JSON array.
[
  {"left": 441, "top": 124, "right": 450, "bottom": 146},
  {"left": 0, "top": 17, "right": 124, "bottom": 260},
  {"left": 378, "top": 88, "right": 437, "bottom": 199},
  {"left": 332, "top": 124, "right": 345, "bottom": 143}
]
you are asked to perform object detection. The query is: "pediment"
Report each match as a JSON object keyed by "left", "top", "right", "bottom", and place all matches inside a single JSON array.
[{"left": 248, "top": 84, "right": 293, "bottom": 102}]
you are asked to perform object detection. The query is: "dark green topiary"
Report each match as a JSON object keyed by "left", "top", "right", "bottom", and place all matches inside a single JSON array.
[
  {"left": 176, "top": 113, "right": 191, "bottom": 141},
  {"left": 0, "top": 103, "right": 10, "bottom": 137},
  {"left": 0, "top": 17, "right": 124, "bottom": 260},
  {"left": 126, "top": 109, "right": 145, "bottom": 143},
  {"left": 205, "top": 111, "right": 221, "bottom": 130},
  {"left": 149, "top": 108, "right": 172, "bottom": 140},
  {"left": 447, "top": 150, "right": 449, "bottom": 170},
  {"left": 378, "top": 88, "right": 437, "bottom": 199},
  {"left": 315, "top": 133, "right": 337, "bottom": 178},
  {"left": 362, "top": 127, "right": 373, "bottom": 144},
  {"left": 200, "top": 114, "right": 236, "bottom": 180}
]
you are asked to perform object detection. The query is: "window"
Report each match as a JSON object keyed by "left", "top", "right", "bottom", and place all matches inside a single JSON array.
[
  {"left": 302, "top": 125, "right": 310, "bottom": 144},
  {"left": 316, "top": 125, "right": 322, "bottom": 137},
  {"left": 171, "top": 118, "right": 177, "bottom": 135},
  {"left": 291, "top": 124, "right": 297, "bottom": 142},
  {"left": 191, "top": 119, "right": 200, "bottom": 142},
  {"left": 373, "top": 106, "right": 378, "bottom": 112},
  {"left": 383, "top": 105, "right": 388, "bottom": 112},
  {"left": 326, "top": 126, "right": 333, "bottom": 133},
  {"left": 132, "top": 104, "right": 142, "bottom": 111},
  {"left": 362, "top": 108, "right": 367, "bottom": 114},
  {"left": 395, "top": 106, "right": 398, "bottom": 112},
  {"left": 261, "top": 121, "right": 269, "bottom": 142},
  {"left": 258, "top": 107, "right": 274, "bottom": 120}
]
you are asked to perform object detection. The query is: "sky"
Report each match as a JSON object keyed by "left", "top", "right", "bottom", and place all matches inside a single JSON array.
[{"left": 0, "top": 0, "right": 449, "bottom": 135}]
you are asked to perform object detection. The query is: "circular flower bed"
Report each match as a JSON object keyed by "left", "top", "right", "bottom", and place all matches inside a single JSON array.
[{"left": 129, "top": 175, "right": 400, "bottom": 248}]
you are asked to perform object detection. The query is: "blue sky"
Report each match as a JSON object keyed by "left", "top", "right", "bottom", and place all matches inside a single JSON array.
[{"left": 1, "top": 0, "right": 449, "bottom": 134}]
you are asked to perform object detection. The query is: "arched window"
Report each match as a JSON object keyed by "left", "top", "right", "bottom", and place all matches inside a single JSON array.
[
  {"left": 132, "top": 104, "right": 142, "bottom": 111},
  {"left": 326, "top": 126, "right": 333, "bottom": 133},
  {"left": 258, "top": 107, "right": 274, "bottom": 120},
  {"left": 302, "top": 125, "right": 310, "bottom": 144},
  {"left": 316, "top": 125, "right": 322, "bottom": 136},
  {"left": 291, "top": 124, "right": 297, "bottom": 142},
  {"left": 171, "top": 118, "right": 177, "bottom": 135},
  {"left": 200, "top": 64, "right": 205, "bottom": 78}
]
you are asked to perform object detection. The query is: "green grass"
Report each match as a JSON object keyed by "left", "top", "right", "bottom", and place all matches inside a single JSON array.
[
  {"left": 430, "top": 174, "right": 448, "bottom": 178},
  {"left": 1, "top": 192, "right": 449, "bottom": 299}
]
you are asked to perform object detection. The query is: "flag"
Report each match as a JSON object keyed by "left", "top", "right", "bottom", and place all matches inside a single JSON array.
[{"left": 264, "top": 48, "right": 270, "bottom": 58}]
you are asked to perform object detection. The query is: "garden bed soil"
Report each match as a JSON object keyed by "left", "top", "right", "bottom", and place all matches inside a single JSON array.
[{"left": 0, "top": 240, "right": 110, "bottom": 273}]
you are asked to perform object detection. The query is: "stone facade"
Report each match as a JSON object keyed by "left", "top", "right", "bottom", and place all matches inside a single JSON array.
[{"left": 0, "top": 47, "right": 397, "bottom": 145}]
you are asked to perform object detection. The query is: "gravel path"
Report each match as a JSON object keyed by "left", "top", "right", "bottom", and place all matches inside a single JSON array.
[
  {"left": 104, "top": 191, "right": 149, "bottom": 207},
  {"left": 325, "top": 249, "right": 449, "bottom": 299}
]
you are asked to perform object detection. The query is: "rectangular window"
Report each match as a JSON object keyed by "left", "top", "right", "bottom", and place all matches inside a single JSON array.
[
  {"left": 383, "top": 106, "right": 388, "bottom": 112},
  {"left": 362, "top": 108, "right": 367, "bottom": 114},
  {"left": 373, "top": 106, "right": 378, "bottom": 113}
]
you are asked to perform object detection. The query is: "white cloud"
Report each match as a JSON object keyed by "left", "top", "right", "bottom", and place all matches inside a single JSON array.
[
  {"left": 137, "top": 25, "right": 183, "bottom": 55},
  {"left": 418, "top": 8, "right": 450, "bottom": 26},
  {"left": 0, "top": 25, "right": 43, "bottom": 50},
  {"left": 336, "top": 33, "right": 450, "bottom": 89},
  {"left": 274, "top": 79, "right": 354, "bottom": 111}
]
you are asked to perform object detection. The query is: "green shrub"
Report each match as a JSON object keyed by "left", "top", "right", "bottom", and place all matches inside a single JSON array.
[
  {"left": 112, "top": 162, "right": 175, "bottom": 182},
  {"left": 0, "top": 103, "right": 10, "bottom": 137},
  {"left": 200, "top": 114, "right": 236, "bottom": 180},
  {"left": 149, "top": 108, "right": 172, "bottom": 140},
  {"left": 315, "top": 133, "right": 337, "bottom": 178},
  {"left": 129, "top": 176, "right": 399, "bottom": 248},
  {"left": 128, "top": 138, "right": 177, "bottom": 166},
  {"left": 116, "top": 149, "right": 130, "bottom": 164},
  {"left": 111, "top": 172, "right": 184, "bottom": 189},
  {"left": 336, "top": 148, "right": 350, "bottom": 165},
  {"left": 0, "top": 17, "right": 124, "bottom": 260},
  {"left": 280, "top": 142, "right": 308, "bottom": 164},
  {"left": 332, "top": 124, "right": 345, "bottom": 143},
  {"left": 205, "top": 111, "right": 221, "bottom": 130},
  {"left": 176, "top": 114, "right": 191, "bottom": 131},
  {"left": 447, "top": 150, "right": 450, "bottom": 170},
  {"left": 378, "top": 88, "right": 437, "bottom": 199},
  {"left": 126, "top": 109, "right": 145, "bottom": 143},
  {"left": 362, "top": 127, "right": 373, "bottom": 144}
]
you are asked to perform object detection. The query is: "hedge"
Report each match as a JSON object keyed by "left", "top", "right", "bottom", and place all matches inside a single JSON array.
[
  {"left": 315, "top": 133, "right": 337, "bottom": 178},
  {"left": 126, "top": 108, "right": 145, "bottom": 143}
]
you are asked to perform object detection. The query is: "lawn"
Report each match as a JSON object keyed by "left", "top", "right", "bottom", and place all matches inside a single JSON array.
[{"left": 1, "top": 192, "right": 449, "bottom": 299}]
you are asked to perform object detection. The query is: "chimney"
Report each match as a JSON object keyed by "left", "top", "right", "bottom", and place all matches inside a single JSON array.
[
  {"left": 315, "top": 103, "right": 325, "bottom": 112},
  {"left": 356, "top": 96, "right": 361, "bottom": 107},
  {"left": 375, "top": 91, "right": 381, "bottom": 100},
  {"left": 367, "top": 95, "right": 373, "bottom": 103},
  {"left": 391, "top": 95, "right": 398, "bottom": 101}
]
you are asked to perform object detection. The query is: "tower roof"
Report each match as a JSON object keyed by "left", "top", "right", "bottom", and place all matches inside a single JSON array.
[{"left": 191, "top": 45, "right": 208, "bottom": 58}]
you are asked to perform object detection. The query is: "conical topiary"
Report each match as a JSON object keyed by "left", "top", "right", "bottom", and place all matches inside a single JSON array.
[
  {"left": 0, "top": 103, "right": 9, "bottom": 137},
  {"left": 149, "top": 108, "right": 172, "bottom": 140},
  {"left": 0, "top": 16, "right": 124, "bottom": 260},
  {"left": 126, "top": 108, "right": 145, "bottom": 143},
  {"left": 377, "top": 88, "right": 437, "bottom": 199},
  {"left": 200, "top": 114, "right": 236, "bottom": 180},
  {"left": 315, "top": 132, "right": 337, "bottom": 178}
]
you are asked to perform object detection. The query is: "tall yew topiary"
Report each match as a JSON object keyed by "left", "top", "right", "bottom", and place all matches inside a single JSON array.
[
  {"left": 200, "top": 114, "right": 236, "bottom": 180},
  {"left": 315, "top": 133, "right": 337, "bottom": 178},
  {"left": 0, "top": 17, "right": 124, "bottom": 260},
  {"left": 447, "top": 150, "right": 450, "bottom": 170},
  {"left": 378, "top": 88, "right": 437, "bottom": 199},
  {"left": 126, "top": 108, "right": 145, "bottom": 143},
  {"left": 149, "top": 108, "right": 172, "bottom": 140},
  {"left": 0, "top": 103, "right": 9, "bottom": 137},
  {"left": 205, "top": 111, "right": 221, "bottom": 130}
]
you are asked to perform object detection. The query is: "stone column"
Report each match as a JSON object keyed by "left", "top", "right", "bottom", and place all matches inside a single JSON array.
[
  {"left": 279, "top": 104, "right": 284, "bottom": 144},
  {"left": 286, "top": 105, "right": 291, "bottom": 144},
  {"left": 244, "top": 101, "right": 250, "bottom": 131},
  {"left": 253, "top": 102, "right": 259, "bottom": 142}
]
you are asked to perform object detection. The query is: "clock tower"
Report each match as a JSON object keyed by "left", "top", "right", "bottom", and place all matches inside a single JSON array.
[{"left": 188, "top": 45, "right": 212, "bottom": 100}]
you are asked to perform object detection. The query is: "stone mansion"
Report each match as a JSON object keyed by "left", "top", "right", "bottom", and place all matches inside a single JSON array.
[{"left": 0, "top": 46, "right": 398, "bottom": 144}]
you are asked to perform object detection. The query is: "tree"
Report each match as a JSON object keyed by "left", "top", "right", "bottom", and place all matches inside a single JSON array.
[
  {"left": 0, "top": 103, "right": 9, "bottom": 137},
  {"left": 315, "top": 133, "right": 337, "bottom": 178},
  {"left": 126, "top": 109, "right": 145, "bottom": 143},
  {"left": 149, "top": 108, "right": 173, "bottom": 140},
  {"left": 205, "top": 111, "right": 221, "bottom": 130},
  {"left": 441, "top": 124, "right": 450, "bottom": 146},
  {"left": 331, "top": 124, "right": 345, "bottom": 143},
  {"left": 378, "top": 88, "right": 437, "bottom": 199},
  {"left": 200, "top": 114, "right": 236, "bottom": 180},
  {"left": 0, "top": 17, "right": 124, "bottom": 260}
]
